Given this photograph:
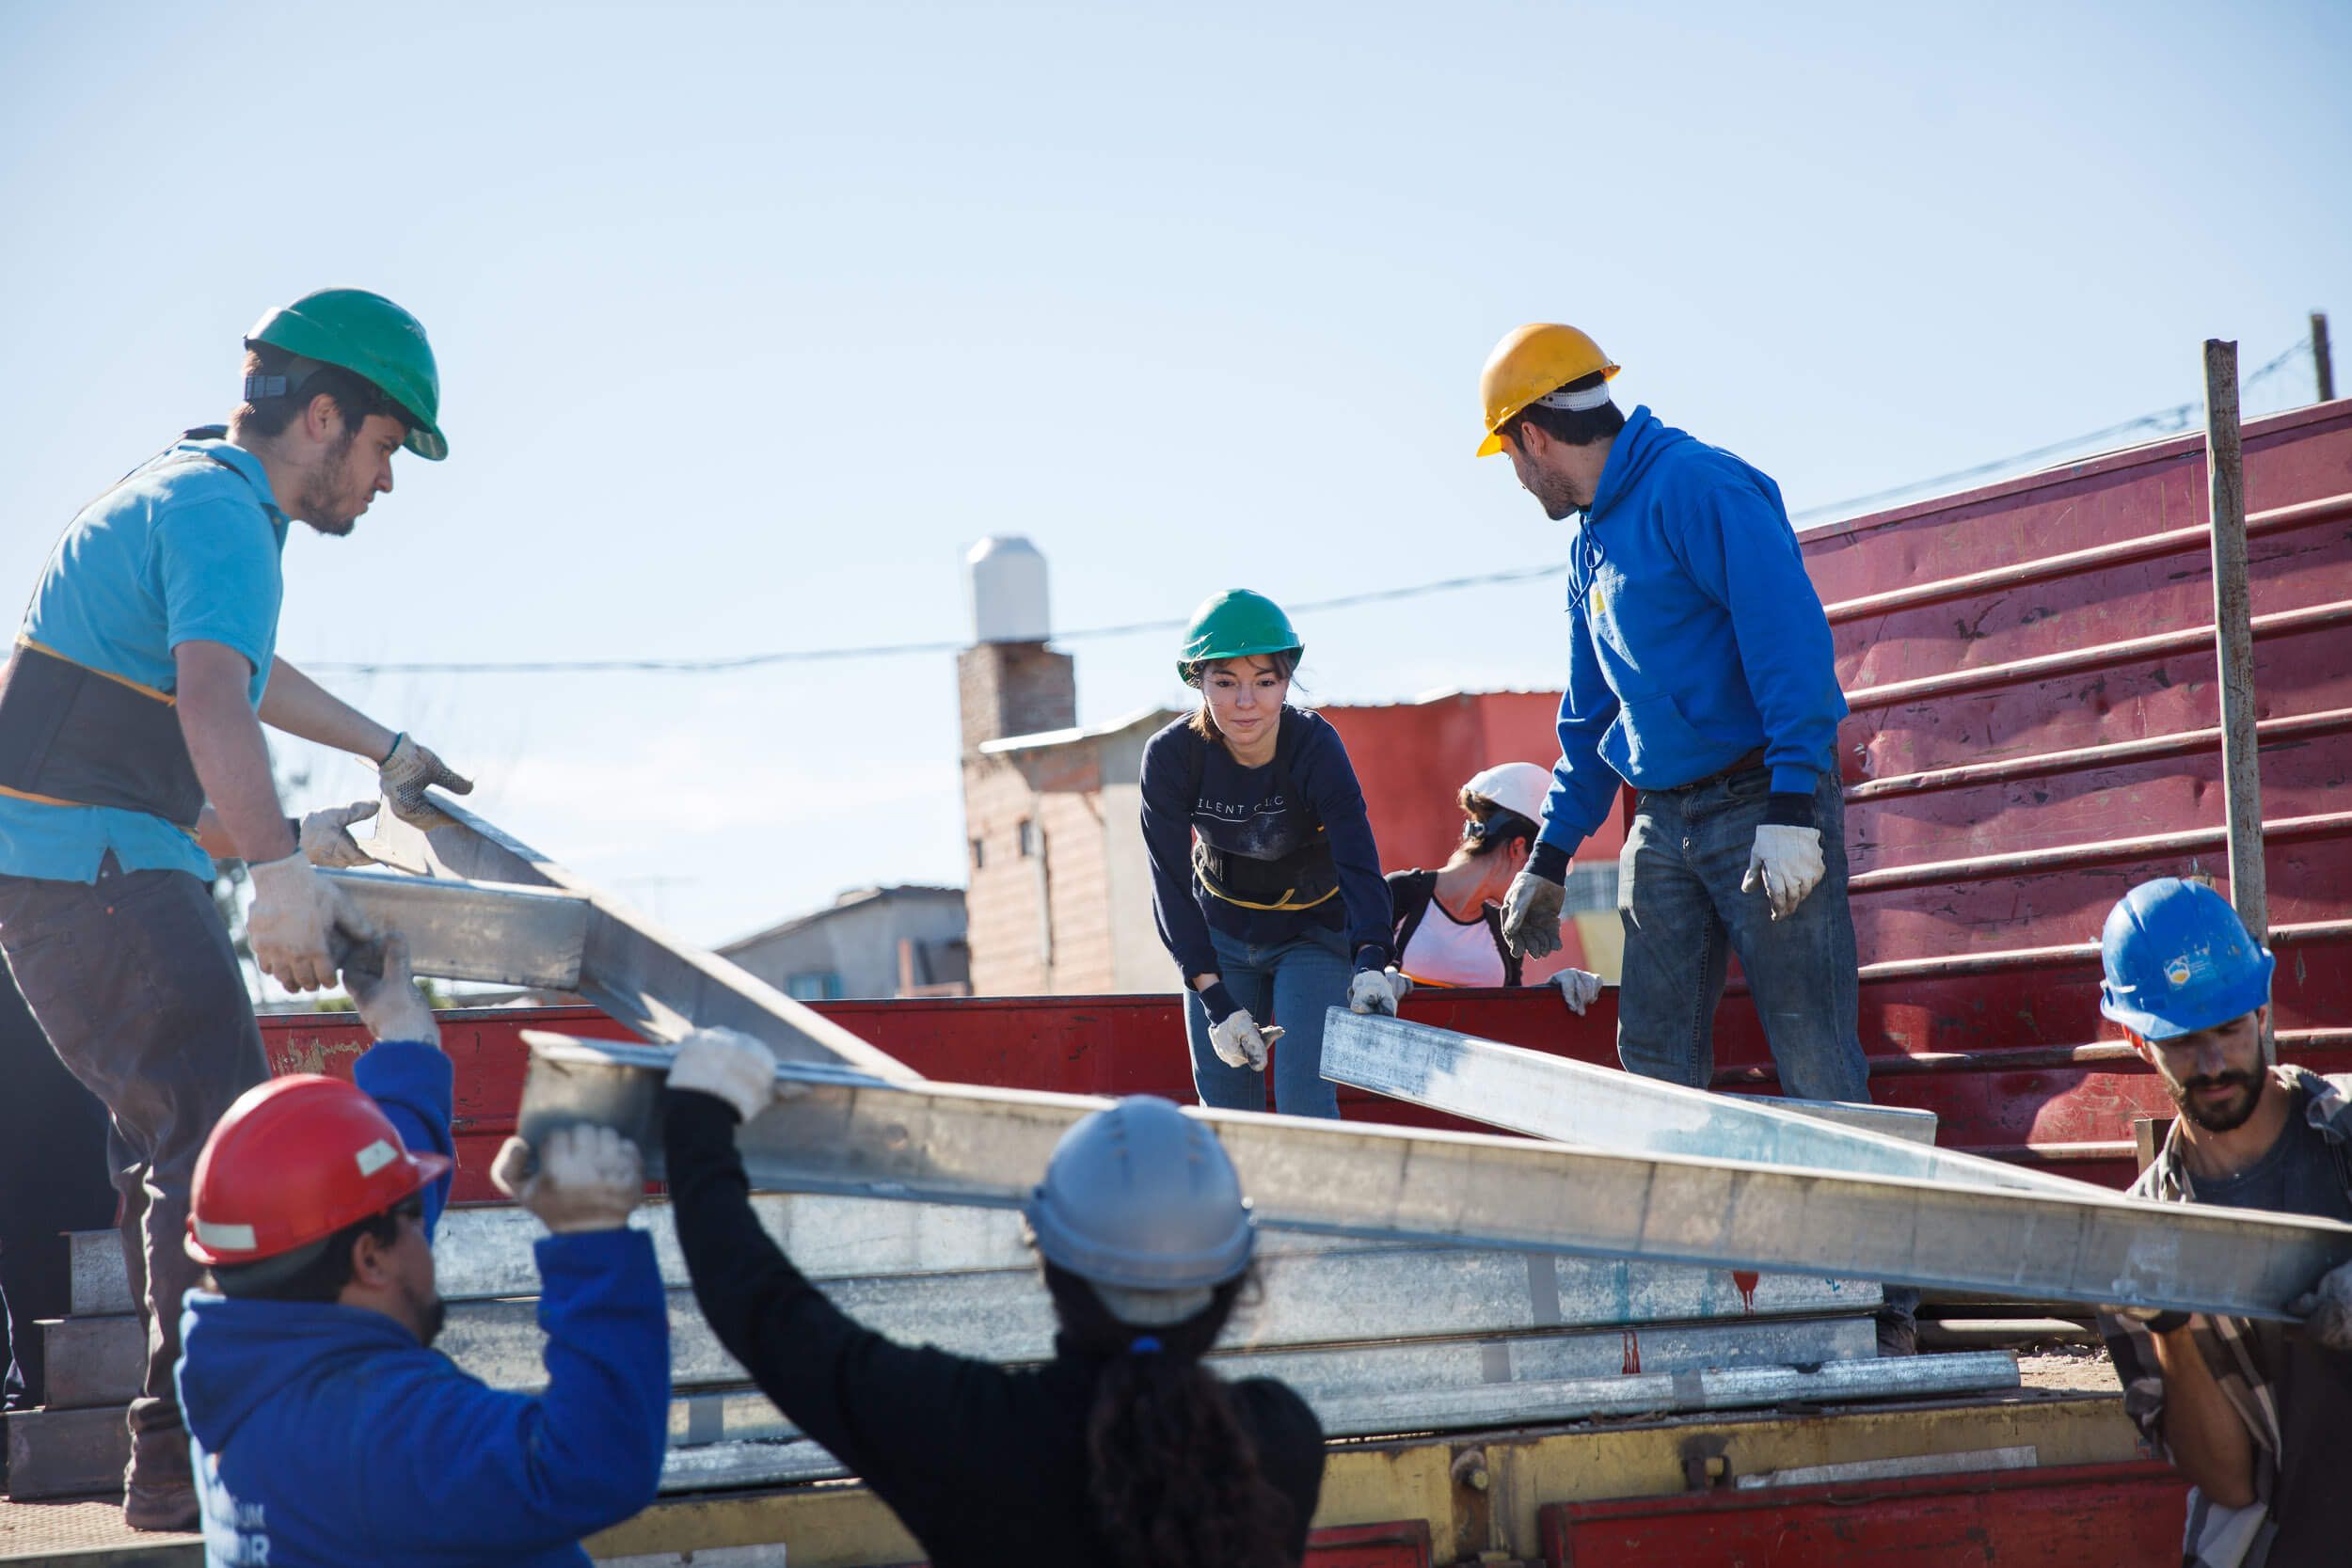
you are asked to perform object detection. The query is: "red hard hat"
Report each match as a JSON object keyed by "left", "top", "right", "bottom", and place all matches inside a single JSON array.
[{"left": 186, "top": 1074, "right": 451, "bottom": 1267}]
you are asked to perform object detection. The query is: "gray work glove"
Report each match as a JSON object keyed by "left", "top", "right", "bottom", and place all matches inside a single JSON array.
[
  {"left": 490, "top": 1125, "right": 644, "bottom": 1234},
  {"left": 1551, "top": 967, "right": 1604, "bottom": 1015},
  {"left": 247, "top": 853, "right": 377, "bottom": 993},
  {"left": 2293, "top": 1260, "right": 2352, "bottom": 1352},
  {"left": 667, "top": 1026, "right": 779, "bottom": 1123},
  {"left": 1501, "top": 869, "right": 1565, "bottom": 959},
  {"left": 300, "top": 800, "right": 381, "bottom": 868},
  {"left": 1347, "top": 967, "right": 1413, "bottom": 1016},
  {"left": 1741, "top": 825, "right": 1826, "bottom": 920},
  {"left": 340, "top": 933, "right": 439, "bottom": 1046},
  {"left": 1209, "top": 1011, "right": 1282, "bottom": 1071},
  {"left": 377, "top": 733, "right": 474, "bottom": 827}
]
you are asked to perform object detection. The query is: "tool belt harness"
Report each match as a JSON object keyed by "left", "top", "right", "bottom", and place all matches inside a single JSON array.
[
  {"left": 0, "top": 438, "right": 251, "bottom": 830},
  {"left": 1186, "top": 712, "right": 1341, "bottom": 912}
]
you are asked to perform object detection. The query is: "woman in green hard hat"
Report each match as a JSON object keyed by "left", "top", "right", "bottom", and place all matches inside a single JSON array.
[{"left": 1138, "top": 591, "right": 1408, "bottom": 1118}]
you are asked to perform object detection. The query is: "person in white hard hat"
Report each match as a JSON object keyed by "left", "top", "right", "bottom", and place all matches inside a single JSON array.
[{"left": 1382, "top": 763, "right": 1604, "bottom": 1011}]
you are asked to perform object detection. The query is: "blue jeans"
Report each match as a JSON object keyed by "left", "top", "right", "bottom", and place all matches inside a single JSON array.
[
  {"left": 1615, "top": 767, "right": 1869, "bottom": 1105},
  {"left": 1184, "top": 922, "right": 1350, "bottom": 1119}
]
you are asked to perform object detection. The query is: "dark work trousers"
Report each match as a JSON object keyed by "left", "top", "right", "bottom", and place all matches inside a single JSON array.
[{"left": 0, "top": 857, "right": 267, "bottom": 1490}]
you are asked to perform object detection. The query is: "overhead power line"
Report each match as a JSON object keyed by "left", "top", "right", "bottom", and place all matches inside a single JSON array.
[{"left": 304, "top": 334, "right": 2319, "bottom": 677}]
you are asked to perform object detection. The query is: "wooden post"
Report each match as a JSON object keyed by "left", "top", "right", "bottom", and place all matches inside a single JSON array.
[
  {"left": 2204, "top": 339, "right": 2272, "bottom": 1060},
  {"left": 2315, "top": 311, "right": 2336, "bottom": 403}
]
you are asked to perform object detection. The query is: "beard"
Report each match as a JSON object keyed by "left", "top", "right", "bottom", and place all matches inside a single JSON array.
[
  {"left": 297, "top": 424, "right": 364, "bottom": 536},
  {"left": 2168, "top": 1064, "right": 2267, "bottom": 1133}
]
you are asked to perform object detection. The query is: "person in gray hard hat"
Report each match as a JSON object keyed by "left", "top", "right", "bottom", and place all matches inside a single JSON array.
[{"left": 661, "top": 1028, "right": 1326, "bottom": 1568}]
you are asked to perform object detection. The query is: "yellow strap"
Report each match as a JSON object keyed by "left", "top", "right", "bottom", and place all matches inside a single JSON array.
[
  {"left": 17, "top": 637, "right": 176, "bottom": 705},
  {"left": 1198, "top": 878, "right": 1341, "bottom": 913},
  {"left": 0, "top": 781, "right": 92, "bottom": 811}
]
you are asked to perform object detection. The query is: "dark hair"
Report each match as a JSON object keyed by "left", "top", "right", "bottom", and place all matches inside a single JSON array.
[
  {"left": 1043, "top": 1264, "right": 1297, "bottom": 1568},
  {"left": 233, "top": 342, "right": 404, "bottom": 445},
  {"left": 1185, "top": 651, "right": 1301, "bottom": 745},
  {"left": 209, "top": 1199, "right": 412, "bottom": 1304},
  {"left": 1501, "top": 369, "right": 1626, "bottom": 450},
  {"left": 1444, "top": 788, "right": 1537, "bottom": 868}
]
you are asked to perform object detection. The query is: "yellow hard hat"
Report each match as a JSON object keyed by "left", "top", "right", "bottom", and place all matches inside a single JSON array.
[{"left": 1475, "top": 324, "right": 1620, "bottom": 456}]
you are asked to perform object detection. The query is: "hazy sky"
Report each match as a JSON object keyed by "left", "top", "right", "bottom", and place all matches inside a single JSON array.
[{"left": 4, "top": 1, "right": 2345, "bottom": 956}]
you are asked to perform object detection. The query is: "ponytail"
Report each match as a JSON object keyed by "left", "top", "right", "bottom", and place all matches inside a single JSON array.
[{"left": 1043, "top": 1265, "right": 1299, "bottom": 1568}]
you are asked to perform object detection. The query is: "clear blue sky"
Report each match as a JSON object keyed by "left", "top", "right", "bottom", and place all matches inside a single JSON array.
[{"left": 4, "top": 1, "right": 2346, "bottom": 952}]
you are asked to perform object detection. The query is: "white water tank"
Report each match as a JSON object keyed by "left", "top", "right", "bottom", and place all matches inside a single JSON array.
[{"left": 965, "top": 535, "right": 1051, "bottom": 644}]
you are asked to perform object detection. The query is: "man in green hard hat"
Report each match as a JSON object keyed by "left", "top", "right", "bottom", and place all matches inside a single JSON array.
[{"left": 0, "top": 288, "right": 472, "bottom": 1530}]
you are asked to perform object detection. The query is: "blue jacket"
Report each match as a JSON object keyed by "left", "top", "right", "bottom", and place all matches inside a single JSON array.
[
  {"left": 1538, "top": 406, "right": 1846, "bottom": 853},
  {"left": 176, "top": 1040, "right": 671, "bottom": 1567}
]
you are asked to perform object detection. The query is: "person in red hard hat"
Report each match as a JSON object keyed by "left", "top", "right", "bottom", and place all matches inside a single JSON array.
[{"left": 173, "top": 938, "right": 671, "bottom": 1567}]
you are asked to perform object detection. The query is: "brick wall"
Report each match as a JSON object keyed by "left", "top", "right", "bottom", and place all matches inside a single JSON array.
[{"left": 958, "top": 641, "right": 1081, "bottom": 995}]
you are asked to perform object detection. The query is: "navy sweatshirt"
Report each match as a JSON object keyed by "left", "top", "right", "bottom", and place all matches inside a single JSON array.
[{"left": 1137, "top": 706, "right": 1391, "bottom": 981}]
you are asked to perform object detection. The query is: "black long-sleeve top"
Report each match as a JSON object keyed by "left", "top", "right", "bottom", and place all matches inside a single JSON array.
[
  {"left": 1138, "top": 706, "right": 1391, "bottom": 981},
  {"left": 662, "top": 1089, "right": 1327, "bottom": 1567}
]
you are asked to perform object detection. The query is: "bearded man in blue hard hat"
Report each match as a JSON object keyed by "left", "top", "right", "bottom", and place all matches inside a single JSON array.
[
  {"left": 0, "top": 290, "right": 472, "bottom": 1530},
  {"left": 2093, "top": 877, "right": 2352, "bottom": 1568}
]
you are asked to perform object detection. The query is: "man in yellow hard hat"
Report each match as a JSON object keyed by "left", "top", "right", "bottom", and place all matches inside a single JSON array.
[
  {"left": 0, "top": 289, "right": 473, "bottom": 1528},
  {"left": 1476, "top": 324, "right": 1869, "bottom": 1108}
]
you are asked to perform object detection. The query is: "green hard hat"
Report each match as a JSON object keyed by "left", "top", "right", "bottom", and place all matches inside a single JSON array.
[
  {"left": 246, "top": 289, "right": 447, "bottom": 461},
  {"left": 1176, "top": 589, "right": 1303, "bottom": 683}
]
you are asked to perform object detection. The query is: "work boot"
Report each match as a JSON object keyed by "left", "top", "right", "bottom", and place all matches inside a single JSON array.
[
  {"left": 123, "top": 1480, "right": 199, "bottom": 1532},
  {"left": 1874, "top": 1309, "right": 1918, "bottom": 1357}
]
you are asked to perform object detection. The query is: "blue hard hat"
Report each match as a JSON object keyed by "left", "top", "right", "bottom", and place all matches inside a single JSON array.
[
  {"left": 1024, "top": 1097, "right": 1255, "bottom": 1299},
  {"left": 2098, "top": 878, "right": 2276, "bottom": 1041}
]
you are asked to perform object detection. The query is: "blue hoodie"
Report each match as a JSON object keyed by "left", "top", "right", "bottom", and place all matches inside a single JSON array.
[
  {"left": 176, "top": 1040, "right": 671, "bottom": 1567},
  {"left": 1537, "top": 405, "right": 1847, "bottom": 855}
]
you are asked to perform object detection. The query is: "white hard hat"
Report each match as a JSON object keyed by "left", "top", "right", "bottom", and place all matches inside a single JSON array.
[{"left": 1461, "top": 762, "right": 1552, "bottom": 826}]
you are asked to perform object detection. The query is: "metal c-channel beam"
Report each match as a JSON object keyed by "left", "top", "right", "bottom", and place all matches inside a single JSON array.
[
  {"left": 320, "top": 869, "right": 589, "bottom": 990},
  {"left": 1319, "top": 1011, "right": 2096, "bottom": 1196},
  {"left": 363, "top": 793, "right": 920, "bottom": 1084},
  {"left": 517, "top": 1032, "right": 2352, "bottom": 1321}
]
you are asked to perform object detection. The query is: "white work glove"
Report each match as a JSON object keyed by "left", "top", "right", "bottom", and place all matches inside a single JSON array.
[
  {"left": 2293, "top": 1260, "right": 2352, "bottom": 1352},
  {"left": 340, "top": 932, "right": 440, "bottom": 1046},
  {"left": 1741, "top": 825, "right": 1826, "bottom": 920},
  {"left": 667, "top": 1026, "right": 779, "bottom": 1122},
  {"left": 1551, "top": 968, "right": 1603, "bottom": 1015},
  {"left": 1209, "top": 1011, "right": 1283, "bottom": 1071},
  {"left": 1501, "top": 869, "right": 1565, "bottom": 959},
  {"left": 377, "top": 733, "right": 474, "bottom": 827},
  {"left": 1347, "top": 967, "right": 1412, "bottom": 1016},
  {"left": 300, "top": 800, "right": 381, "bottom": 868},
  {"left": 247, "top": 852, "right": 376, "bottom": 993},
  {"left": 490, "top": 1124, "right": 645, "bottom": 1234}
]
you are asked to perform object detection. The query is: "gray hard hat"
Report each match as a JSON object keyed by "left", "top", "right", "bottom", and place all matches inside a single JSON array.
[{"left": 1025, "top": 1096, "right": 1255, "bottom": 1324}]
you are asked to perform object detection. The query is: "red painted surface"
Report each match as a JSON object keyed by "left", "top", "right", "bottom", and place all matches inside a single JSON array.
[
  {"left": 1305, "top": 1520, "right": 1435, "bottom": 1566},
  {"left": 1537, "top": 1461, "right": 2188, "bottom": 1566},
  {"left": 1620, "top": 1329, "right": 1642, "bottom": 1375},
  {"left": 1730, "top": 1272, "right": 1759, "bottom": 1313}
]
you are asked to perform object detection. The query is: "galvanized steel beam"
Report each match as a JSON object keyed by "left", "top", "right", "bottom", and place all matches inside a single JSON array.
[
  {"left": 363, "top": 795, "right": 920, "bottom": 1083},
  {"left": 1321, "top": 1012, "right": 2078, "bottom": 1196},
  {"left": 435, "top": 1257, "right": 1878, "bottom": 1394},
  {"left": 320, "top": 869, "right": 589, "bottom": 990},
  {"left": 648, "top": 1349, "right": 2016, "bottom": 1496},
  {"left": 517, "top": 1032, "right": 2352, "bottom": 1320}
]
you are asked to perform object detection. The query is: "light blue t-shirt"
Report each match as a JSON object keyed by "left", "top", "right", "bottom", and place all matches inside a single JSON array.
[{"left": 0, "top": 434, "right": 290, "bottom": 883}]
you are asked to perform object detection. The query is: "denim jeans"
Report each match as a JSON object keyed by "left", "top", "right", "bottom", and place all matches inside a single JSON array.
[
  {"left": 1615, "top": 766, "right": 1869, "bottom": 1105},
  {"left": 0, "top": 858, "right": 267, "bottom": 1491},
  {"left": 1184, "top": 922, "right": 1351, "bottom": 1119}
]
